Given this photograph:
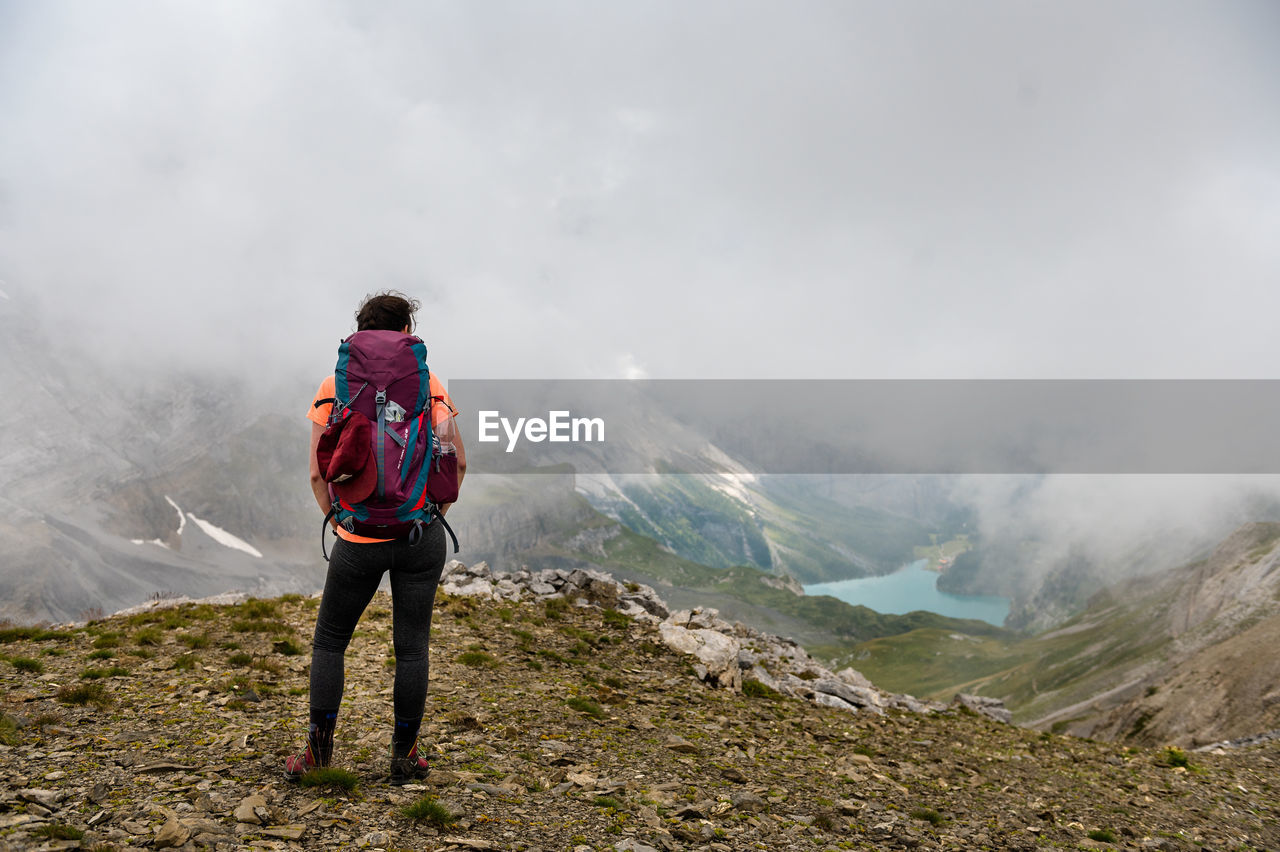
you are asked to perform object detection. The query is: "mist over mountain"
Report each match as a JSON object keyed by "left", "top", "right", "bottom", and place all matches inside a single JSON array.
[
  {"left": 4, "top": 1, "right": 1279, "bottom": 643},
  {"left": 9, "top": 286, "right": 1280, "bottom": 642},
  {"left": 859, "top": 522, "right": 1280, "bottom": 748},
  {"left": 942, "top": 475, "right": 1280, "bottom": 632},
  {"left": 0, "top": 286, "right": 322, "bottom": 622}
]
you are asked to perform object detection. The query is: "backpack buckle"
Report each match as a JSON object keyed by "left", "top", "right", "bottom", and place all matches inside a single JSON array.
[
  {"left": 375, "top": 389, "right": 387, "bottom": 405},
  {"left": 408, "top": 519, "right": 425, "bottom": 547}
]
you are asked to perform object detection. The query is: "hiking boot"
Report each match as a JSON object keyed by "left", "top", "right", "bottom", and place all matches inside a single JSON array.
[
  {"left": 389, "top": 743, "right": 430, "bottom": 786},
  {"left": 284, "top": 744, "right": 325, "bottom": 782}
]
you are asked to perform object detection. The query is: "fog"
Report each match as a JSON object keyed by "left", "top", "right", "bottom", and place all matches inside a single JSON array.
[
  {"left": 953, "top": 474, "right": 1280, "bottom": 572},
  {"left": 3, "top": 1, "right": 1280, "bottom": 578}
]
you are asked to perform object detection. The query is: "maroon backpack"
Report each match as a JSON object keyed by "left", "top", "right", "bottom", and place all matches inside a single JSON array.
[{"left": 314, "top": 329, "right": 459, "bottom": 557}]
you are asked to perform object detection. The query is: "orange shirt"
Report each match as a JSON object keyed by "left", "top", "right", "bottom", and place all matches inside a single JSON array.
[{"left": 308, "top": 373, "right": 457, "bottom": 543}]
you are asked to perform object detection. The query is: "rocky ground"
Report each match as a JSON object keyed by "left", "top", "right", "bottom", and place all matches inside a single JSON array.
[{"left": 0, "top": 563, "right": 1277, "bottom": 851}]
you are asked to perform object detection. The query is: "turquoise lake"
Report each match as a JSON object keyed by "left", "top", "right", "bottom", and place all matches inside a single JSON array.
[{"left": 804, "top": 559, "right": 1010, "bottom": 627}]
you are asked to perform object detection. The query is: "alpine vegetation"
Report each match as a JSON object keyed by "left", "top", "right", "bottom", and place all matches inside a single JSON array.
[{"left": 0, "top": 573, "right": 1275, "bottom": 849}]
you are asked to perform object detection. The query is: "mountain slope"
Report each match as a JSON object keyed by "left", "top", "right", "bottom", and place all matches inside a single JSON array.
[
  {"left": 450, "top": 473, "right": 1009, "bottom": 654},
  {"left": 0, "top": 585, "right": 1276, "bottom": 850},
  {"left": 850, "top": 523, "right": 1280, "bottom": 746},
  {"left": 579, "top": 472, "right": 959, "bottom": 585}
]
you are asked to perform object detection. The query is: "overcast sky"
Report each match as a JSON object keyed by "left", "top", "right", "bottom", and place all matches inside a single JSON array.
[{"left": 2, "top": 0, "right": 1278, "bottom": 383}]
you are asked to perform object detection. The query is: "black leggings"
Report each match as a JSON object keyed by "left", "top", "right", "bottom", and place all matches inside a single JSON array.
[{"left": 310, "top": 521, "right": 446, "bottom": 726}]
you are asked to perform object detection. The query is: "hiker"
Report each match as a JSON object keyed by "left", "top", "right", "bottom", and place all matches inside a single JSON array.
[{"left": 287, "top": 291, "right": 465, "bottom": 785}]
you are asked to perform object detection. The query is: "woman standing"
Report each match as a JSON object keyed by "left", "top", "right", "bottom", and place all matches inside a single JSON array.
[{"left": 287, "top": 291, "right": 465, "bottom": 785}]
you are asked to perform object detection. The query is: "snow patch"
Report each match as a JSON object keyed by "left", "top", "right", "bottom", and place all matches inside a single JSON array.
[
  {"left": 574, "top": 473, "right": 628, "bottom": 500},
  {"left": 575, "top": 473, "right": 653, "bottom": 522},
  {"left": 164, "top": 495, "right": 186, "bottom": 536},
  {"left": 186, "top": 514, "right": 263, "bottom": 558},
  {"left": 706, "top": 472, "right": 758, "bottom": 505},
  {"left": 129, "top": 538, "right": 170, "bottom": 549}
]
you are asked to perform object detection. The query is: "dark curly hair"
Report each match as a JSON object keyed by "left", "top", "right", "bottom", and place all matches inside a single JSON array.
[{"left": 355, "top": 291, "right": 420, "bottom": 333}]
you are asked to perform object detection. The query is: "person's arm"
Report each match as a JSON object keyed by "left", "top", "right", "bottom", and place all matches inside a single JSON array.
[{"left": 309, "top": 420, "right": 336, "bottom": 526}]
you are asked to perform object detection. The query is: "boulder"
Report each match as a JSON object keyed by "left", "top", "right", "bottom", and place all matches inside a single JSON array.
[
  {"left": 582, "top": 577, "right": 620, "bottom": 609},
  {"left": 814, "top": 678, "right": 884, "bottom": 712},
  {"left": 153, "top": 817, "right": 191, "bottom": 848},
  {"left": 444, "top": 577, "right": 496, "bottom": 599},
  {"left": 813, "top": 692, "right": 860, "bottom": 713},
  {"left": 658, "top": 622, "right": 742, "bottom": 690},
  {"left": 951, "top": 693, "right": 1013, "bottom": 724},
  {"left": 836, "top": 667, "right": 876, "bottom": 689}
]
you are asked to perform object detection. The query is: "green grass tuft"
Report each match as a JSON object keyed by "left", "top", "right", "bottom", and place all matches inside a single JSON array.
[
  {"left": 188, "top": 605, "right": 218, "bottom": 620},
  {"left": 1088, "top": 828, "right": 1117, "bottom": 843},
  {"left": 741, "top": 679, "right": 780, "bottom": 699},
  {"left": 134, "top": 627, "right": 163, "bottom": 646},
  {"left": 87, "top": 649, "right": 114, "bottom": 660},
  {"left": 566, "top": 697, "right": 606, "bottom": 719},
  {"left": 273, "top": 638, "right": 303, "bottom": 656},
  {"left": 237, "top": 598, "right": 280, "bottom": 619},
  {"left": 0, "top": 715, "right": 19, "bottom": 746},
  {"left": 56, "top": 682, "right": 113, "bottom": 708},
  {"left": 593, "top": 795, "right": 623, "bottom": 810},
  {"left": 178, "top": 633, "right": 210, "bottom": 649},
  {"left": 298, "top": 767, "right": 360, "bottom": 792},
  {"left": 159, "top": 611, "right": 193, "bottom": 630},
  {"left": 910, "top": 807, "right": 946, "bottom": 826},
  {"left": 402, "top": 795, "right": 455, "bottom": 825},
  {"left": 11, "top": 657, "right": 43, "bottom": 674},
  {"left": 171, "top": 653, "right": 200, "bottom": 671},
  {"left": 31, "top": 824, "right": 84, "bottom": 841},
  {"left": 1161, "top": 746, "right": 1191, "bottom": 769},
  {"left": 538, "top": 649, "right": 571, "bottom": 665},
  {"left": 457, "top": 650, "right": 496, "bottom": 667},
  {"left": 602, "top": 609, "right": 631, "bottom": 628},
  {"left": 0, "top": 626, "right": 70, "bottom": 643}
]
